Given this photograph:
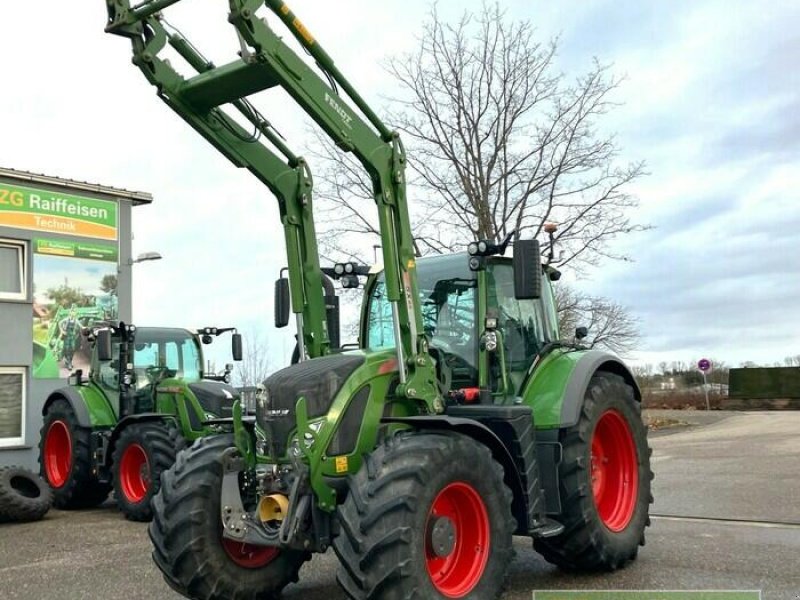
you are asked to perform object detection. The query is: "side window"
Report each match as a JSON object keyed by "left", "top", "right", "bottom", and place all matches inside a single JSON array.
[
  {"left": 367, "top": 281, "right": 394, "bottom": 349},
  {"left": 134, "top": 342, "right": 159, "bottom": 368},
  {"left": 0, "top": 239, "right": 26, "bottom": 301},
  {"left": 165, "top": 342, "right": 180, "bottom": 371},
  {"left": 488, "top": 264, "right": 548, "bottom": 371},
  {"left": 180, "top": 338, "right": 201, "bottom": 380},
  {"left": 98, "top": 342, "right": 121, "bottom": 390}
]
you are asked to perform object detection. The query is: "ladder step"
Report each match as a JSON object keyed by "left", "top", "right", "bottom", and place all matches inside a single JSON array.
[
  {"left": 529, "top": 517, "right": 565, "bottom": 538},
  {"left": 179, "top": 60, "right": 280, "bottom": 110}
]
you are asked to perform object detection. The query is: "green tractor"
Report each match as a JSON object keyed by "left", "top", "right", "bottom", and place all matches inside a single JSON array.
[
  {"left": 106, "top": 1, "right": 652, "bottom": 598},
  {"left": 38, "top": 322, "right": 244, "bottom": 521}
]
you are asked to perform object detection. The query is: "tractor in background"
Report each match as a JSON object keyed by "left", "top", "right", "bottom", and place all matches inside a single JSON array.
[{"left": 39, "top": 322, "right": 243, "bottom": 521}]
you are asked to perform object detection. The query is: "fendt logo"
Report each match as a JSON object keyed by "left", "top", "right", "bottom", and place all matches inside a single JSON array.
[{"left": 325, "top": 92, "right": 353, "bottom": 129}]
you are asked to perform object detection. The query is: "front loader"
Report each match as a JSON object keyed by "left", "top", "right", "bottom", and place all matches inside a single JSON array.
[
  {"left": 39, "top": 322, "right": 244, "bottom": 521},
  {"left": 104, "top": 1, "right": 653, "bottom": 598}
]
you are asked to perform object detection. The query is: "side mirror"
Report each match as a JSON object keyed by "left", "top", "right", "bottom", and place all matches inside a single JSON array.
[
  {"left": 575, "top": 326, "right": 588, "bottom": 341},
  {"left": 96, "top": 329, "right": 113, "bottom": 361},
  {"left": 513, "top": 239, "right": 542, "bottom": 299},
  {"left": 231, "top": 333, "right": 243, "bottom": 362},
  {"left": 274, "top": 277, "right": 290, "bottom": 328}
]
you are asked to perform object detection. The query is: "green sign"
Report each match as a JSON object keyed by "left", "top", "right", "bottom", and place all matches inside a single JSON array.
[
  {"left": 533, "top": 593, "right": 760, "bottom": 600},
  {"left": 0, "top": 183, "right": 118, "bottom": 240},
  {"left": 34, "top": 238, "right": 118, "bottom": 263}
]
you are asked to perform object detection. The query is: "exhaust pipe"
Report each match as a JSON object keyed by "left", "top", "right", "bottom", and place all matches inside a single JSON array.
[{"left": 258, "top": 493, "right": 290, "bottom": 523}]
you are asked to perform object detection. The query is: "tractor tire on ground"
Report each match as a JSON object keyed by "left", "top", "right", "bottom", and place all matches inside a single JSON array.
[
  {"left": 148, "top": 434, "right": 308, "bottom": 600},
  {"left": 38, "top": 399, "right": 110, "bottom": 509},
  {"left": 534, "top": 372, "right": 653, "bottom": 571},
  {"left": 0, "top": 466, "right": 53, "bottom": 523},
  {"left": 334, "top": 431, "right": 515, "bottom": 600},
  {"left": 112, "top": 422, "right": 179, "bottom": 522}
]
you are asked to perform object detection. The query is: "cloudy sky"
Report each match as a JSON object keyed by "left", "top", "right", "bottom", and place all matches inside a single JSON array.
[{"left": 1, "top": 1, "right": 798, "bottom": 370}]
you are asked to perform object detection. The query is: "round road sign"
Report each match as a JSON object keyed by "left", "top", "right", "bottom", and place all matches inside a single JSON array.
[{"left": 697, "top": 358, "right": 711, "bottom": 372}]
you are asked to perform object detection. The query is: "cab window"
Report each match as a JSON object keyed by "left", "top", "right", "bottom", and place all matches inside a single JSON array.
[
  {"left": 487, "top": 262, "right": 552, "bottom": 383},
  {"left": 366, "top": 256, "right": 478, "bottom": 379}
]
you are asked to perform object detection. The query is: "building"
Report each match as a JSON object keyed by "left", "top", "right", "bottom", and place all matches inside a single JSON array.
[{"left": 0, "top": 167, "right": 152, "bottom": 469}]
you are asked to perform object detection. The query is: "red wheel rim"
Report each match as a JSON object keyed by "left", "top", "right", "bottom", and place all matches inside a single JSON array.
[
  {"left": 591, "top": 409, "right": 639, "bottom": 532},
  {"left": 221, "top": 538, "right": 280, "bottom": 569},
  {"left": 425, "top": 482, "right": 490, "bottom": 598},
  {"left": 44, "top": 420, "right": 72, "bottom": 488},
  {"left": 119, "top": 443, "right": 150, "bottom": 503}
]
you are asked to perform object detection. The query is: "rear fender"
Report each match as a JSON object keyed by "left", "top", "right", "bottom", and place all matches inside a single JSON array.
[
  {"left": 522, "top": 349, "right": 640, "bottom": 429},
  {"left": 560, "top": 351, "right": 641, "bottom": 428},
  {"left": 42, "top": 385, "right": 116, "bottom": 428}
]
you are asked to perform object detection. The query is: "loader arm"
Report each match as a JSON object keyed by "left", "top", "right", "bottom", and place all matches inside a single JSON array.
[
  {"left": 106, "top": 0, "right": 441, "bottom": 410},
  {"left": 105, "top": 0, "right": 329, "bottom": 359}
]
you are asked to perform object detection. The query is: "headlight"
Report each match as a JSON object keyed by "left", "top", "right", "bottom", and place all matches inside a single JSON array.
[
  {"left": 255, "top": 385, "right": 268, "bottom": 412},
  {"left": 288, "top": 420, "right": 325, "bottom": 456}
]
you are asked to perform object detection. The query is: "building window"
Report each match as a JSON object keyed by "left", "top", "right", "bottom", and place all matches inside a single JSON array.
[
  {"left": 0, "top": 239, "right": 27, "bottom": 301},
  {"left": 0, "top": 367, "right": 26, "bottom": 447}
]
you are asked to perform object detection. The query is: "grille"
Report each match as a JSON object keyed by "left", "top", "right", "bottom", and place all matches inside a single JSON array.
[{"left": 257, "top": 353, "right": 365, "bottom": 457}]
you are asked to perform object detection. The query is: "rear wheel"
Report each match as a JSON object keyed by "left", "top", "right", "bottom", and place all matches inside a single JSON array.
[
  {"left": 334, "top": 431, "right": 515, "bottom": 599},
  {"left": 148, "top": 434, "right": 308, "bottom": 599},
  {"left": 38, "top": 399, "right": 110, "bottom": 509},
  {"left": 534, "top": 372, "right": 653, "bottom": 570},
  {"left": 112, "top": 422, "right": 178, "bottom": 521}
]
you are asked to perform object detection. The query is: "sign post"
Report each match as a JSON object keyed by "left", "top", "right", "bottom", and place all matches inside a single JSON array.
[{"left": 697, "top": 358, "right": 712, "bottom": 410}]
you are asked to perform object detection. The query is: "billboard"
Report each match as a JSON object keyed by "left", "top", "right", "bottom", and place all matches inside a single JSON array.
[
  {"left": 32, "top": 237, "right": 119, "bottom": 379},
  {"left": 0, "top": 183, "right": 118, "bottom": 241}
]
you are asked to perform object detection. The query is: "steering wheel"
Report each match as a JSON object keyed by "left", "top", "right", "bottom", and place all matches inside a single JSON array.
[{"left": 145, "top": 365, "right": 173, "bottom": 384}]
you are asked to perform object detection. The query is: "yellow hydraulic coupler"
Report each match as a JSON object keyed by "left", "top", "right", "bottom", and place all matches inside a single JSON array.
[{"left": 258, "top": 493, "right": 290, "bottom": 523}]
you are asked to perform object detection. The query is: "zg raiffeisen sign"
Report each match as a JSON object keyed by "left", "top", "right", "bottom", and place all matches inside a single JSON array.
[{"left": 0, "top": 183, "right": 118, "bottom": 241}]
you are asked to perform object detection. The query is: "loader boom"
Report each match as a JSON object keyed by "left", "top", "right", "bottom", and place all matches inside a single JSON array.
[{"left": 106, "top": 0, "right": 441, "bottom": 409}]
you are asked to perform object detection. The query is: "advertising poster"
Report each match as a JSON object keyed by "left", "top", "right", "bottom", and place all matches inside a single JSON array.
[{"left": 32, "top": 238, "right": 120, "bottom": 379}]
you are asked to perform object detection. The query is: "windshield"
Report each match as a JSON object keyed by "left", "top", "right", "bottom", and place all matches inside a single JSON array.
[
  {"left": 132, "top": 328, "right": 202, "bottom": 383},
  {"left": 366, "top": 254, "right": 477, "bottom": 369}
]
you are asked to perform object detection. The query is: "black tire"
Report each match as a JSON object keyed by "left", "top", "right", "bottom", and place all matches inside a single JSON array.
[
  {"left": 112, "top": 422, "right": 178, "bottom": 522},
  {"left": 334, "top": 431, "right": 515, "bottom": 600},
  {"left": 0, "top": 466, "right": 53, "bottom": 523},
  {"left": 38, "top": 399, "right": 110, "bottom": 509},
  {"left": 534, "top": 372, "right": 653, "bottom": 571},
  {"left": 148, "top": 434, "right": 309, "bottom": 599}
]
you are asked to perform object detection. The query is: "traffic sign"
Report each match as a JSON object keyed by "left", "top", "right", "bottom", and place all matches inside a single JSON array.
[{"left": 697, "top": 358, "right": 711, "bottom": 372}]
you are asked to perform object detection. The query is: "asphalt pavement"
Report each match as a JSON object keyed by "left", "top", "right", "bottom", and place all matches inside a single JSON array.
[{"left": 1, "top": 411, "right": 798, "bottom": 600}]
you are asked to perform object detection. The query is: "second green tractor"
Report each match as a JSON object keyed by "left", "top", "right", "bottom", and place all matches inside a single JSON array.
[{"left": 39, "top": 323, "right": 243, "bottom": 521}]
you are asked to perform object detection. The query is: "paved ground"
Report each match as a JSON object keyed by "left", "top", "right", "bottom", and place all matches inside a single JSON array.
[{"left": 1, "top": 411, "right": 798, "bottom": 600}]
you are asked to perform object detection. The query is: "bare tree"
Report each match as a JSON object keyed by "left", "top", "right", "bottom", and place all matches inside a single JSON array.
[
  {"left": 233, "top": 331, "right": 273, "bottom": 388},
  {"left": 309, "top": 3, "right": 646, "bottom": 352},
  {"left": 312, "top": 4, "right": 645, "bottom": 262},
  {"left": 555, "top": 284, "right": 639, "bottom": 356}
]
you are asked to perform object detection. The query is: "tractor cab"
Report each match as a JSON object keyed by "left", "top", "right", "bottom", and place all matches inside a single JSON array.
[
  {"left": 87, "top": 324, "right": 242, "bottom": 420},
  {"left": 361, "top": 249, "right": 561, "bottom": 402}
]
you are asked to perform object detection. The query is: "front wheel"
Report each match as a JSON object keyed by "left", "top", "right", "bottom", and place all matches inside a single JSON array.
[
  {"left": 534, "top": 372, "right": 653, "bottom": 571},
  {"left": 334, "top": 431, "right": 515, "bottom": 599},
  {"left": 112, "top": 422, "right": 178, "bottom": 521},
  {"left": 148, "top": 434, "right": 308, "bottom": 599}
]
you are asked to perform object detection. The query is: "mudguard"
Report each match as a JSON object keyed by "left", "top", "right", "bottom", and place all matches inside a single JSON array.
[
  {"left": 522, "top": 348, "right": 641, "bottom": 430},
  {"left": 42, "top": 385, "right": 116, "bottom": 428},
  {"left": 106, "top": 413, "right": 177, "bottom": 464},
  {"left": 559, "top": 349, "right": 641, "bottom": 428}
]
